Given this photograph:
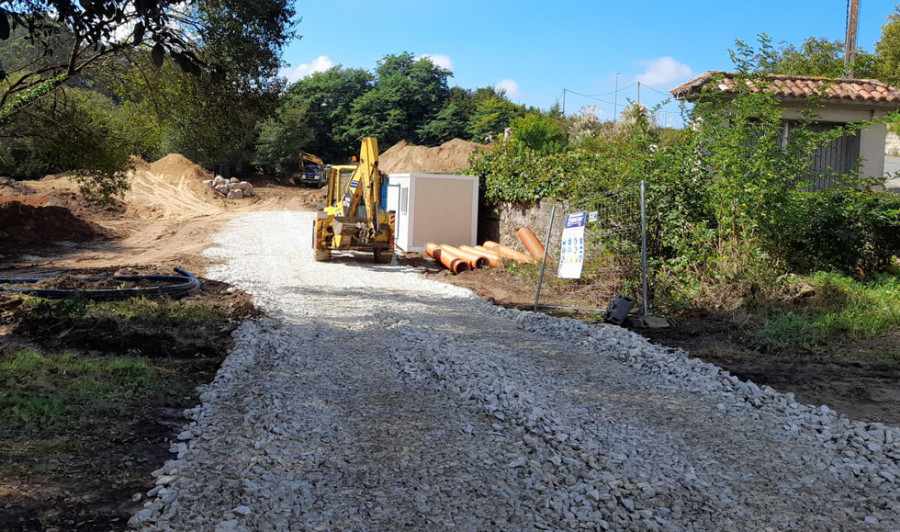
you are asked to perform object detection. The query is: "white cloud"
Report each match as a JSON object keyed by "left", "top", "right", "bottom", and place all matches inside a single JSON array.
[
  {"left": 418, "top": 54, "right": 454, "bottom": 72},
  {"left": 282, "top": 55, "right": 335, "bottom": 83},
  {"left": 495, "top": 79, "right": 521, "bottom": 99},
  {"left": 634, "top": 57, "right": 692, "bottom": 87}
]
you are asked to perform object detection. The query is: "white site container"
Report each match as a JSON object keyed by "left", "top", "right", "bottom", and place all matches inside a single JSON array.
[{"left": 386, "top": 173, "right": 479, "bottom": 253}]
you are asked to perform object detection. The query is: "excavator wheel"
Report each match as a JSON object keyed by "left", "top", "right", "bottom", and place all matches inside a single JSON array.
[
  {"left": 374, "top": 249, "right": 393, "bottom": 264},
  {"left": 314, "top": 248, "right": 332, "bottom": 262}
]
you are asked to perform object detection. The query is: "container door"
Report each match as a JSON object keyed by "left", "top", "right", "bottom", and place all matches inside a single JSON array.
[
  {"left": 398, "top": 186, "right": 410, "bottom": 251},
  {"left": 386, "top": 183, "right": 401, "bottom": 212}
]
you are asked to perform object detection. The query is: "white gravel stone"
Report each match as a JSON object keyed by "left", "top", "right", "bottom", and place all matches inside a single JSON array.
[{"left": 131, "top": 211, "right": 900, "bottom": 531}]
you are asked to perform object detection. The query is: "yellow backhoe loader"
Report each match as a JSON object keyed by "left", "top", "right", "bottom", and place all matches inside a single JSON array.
[{"left": 312, "top": 137, "right": 395, "bottom": 262}]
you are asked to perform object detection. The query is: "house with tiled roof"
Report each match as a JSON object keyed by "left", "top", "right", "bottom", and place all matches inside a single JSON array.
[{"left": 670, "top": 71, "right": 900, "bottom": 180}]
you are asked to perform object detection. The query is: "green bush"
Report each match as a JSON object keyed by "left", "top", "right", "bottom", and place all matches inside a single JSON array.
[
  {"left": 0, "top": 87, "right": 134, "bottom": 202},
  {"left": 509, "top": 112, "right": 567, "bottom": 155},
  {"left": 773, "top": 185, "right": 900, "bottom": 274}
]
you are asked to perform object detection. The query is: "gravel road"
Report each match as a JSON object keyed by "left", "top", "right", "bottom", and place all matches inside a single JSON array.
[{"left": 133, "top": 211, "right": 900, "bottom": 531}]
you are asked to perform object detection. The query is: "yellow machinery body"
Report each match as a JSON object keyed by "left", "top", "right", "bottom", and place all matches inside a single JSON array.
[
  {"left": 300, "top": 151, "right": 324, "bottom": 166},
  {"left": 312, "top": 138, "right": 395, "bottom": 262}
]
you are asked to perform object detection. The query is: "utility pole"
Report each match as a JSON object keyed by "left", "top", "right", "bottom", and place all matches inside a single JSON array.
[
  {"left": 613, "top": 71, "right": 621, "bottom": 121},
  {"left": 562, "top": 88, "right": 566, "bottom": 115},
  {"left": 845, "top": 0, "right": 860, "bottom": 78},
  {"left": 637, "top": 82, "right": 641, "bottom": 106}
]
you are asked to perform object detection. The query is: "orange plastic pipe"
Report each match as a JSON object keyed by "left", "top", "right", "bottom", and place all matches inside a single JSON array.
[
  {"left": 425, "top": 241, "right": 442, "bottom": 258},
  {"left": 483, "top": 240, "right": 535, "bottom": 264},
  {"left": 425, "top": 241, "right": 469, "bottom": 273},
  {"left": 438, "top": 247, "right": 471, "bottom": 274},
  {"left": 473, "top": 245, "right": 504, "bottom": 260},
  {"left": 517, "top": 227, "right": 545, "bottom": 261},
  {"left": 460, "top": 245, "right": 503, "bottom": 268},
  {"left": 442, "top": 244, "right": 489, "bottom": 269}
]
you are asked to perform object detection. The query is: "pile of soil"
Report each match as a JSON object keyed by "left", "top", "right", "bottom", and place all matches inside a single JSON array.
[
  {"left": 0, "top": 201, "right": 104, "bottom": 242},
  {"left": 0, "top": 194, "right": 48, "bottom": 207},
  {"left": 0, "top": 177, "right": 35, "bottom": 196},
  {"left": 148, "top": 154, "right": 212, "bottom": 182},
  {"left": 126, "top": 154, "right": 223, "bottom": 219},
  {"left": 379, "top": 138, "right": 483, "bottom": 174},
  {"left": 131, "top": 155, "right": 152, "bottom": 172}
]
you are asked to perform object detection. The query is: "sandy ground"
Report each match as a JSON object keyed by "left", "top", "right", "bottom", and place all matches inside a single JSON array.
[{"left": 0, "top": 167, "right": 324, "bottom": 275}]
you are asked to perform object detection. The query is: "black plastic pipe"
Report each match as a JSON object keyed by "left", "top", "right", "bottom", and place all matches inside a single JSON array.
[{"left": 0, "top": 267, "right": 201, "bottom": 300}]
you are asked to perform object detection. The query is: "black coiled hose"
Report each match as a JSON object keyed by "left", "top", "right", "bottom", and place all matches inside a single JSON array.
[{"left": 0, "top": 267, "right": 201, "bottom": 300}]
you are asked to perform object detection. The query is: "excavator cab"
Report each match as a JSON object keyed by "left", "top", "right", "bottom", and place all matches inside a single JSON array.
[{"left": 313, "top": 138, "right": 395, "bottom": 263}]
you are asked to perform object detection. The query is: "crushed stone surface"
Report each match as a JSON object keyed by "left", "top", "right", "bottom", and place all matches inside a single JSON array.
[{"left": 133, "top": 211, "right": 900, "bottom": 531}]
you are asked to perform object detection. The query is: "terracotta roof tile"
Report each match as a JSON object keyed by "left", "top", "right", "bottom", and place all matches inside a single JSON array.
[{"left": 670, "top": 71, "right": 900, "bottom": 106}]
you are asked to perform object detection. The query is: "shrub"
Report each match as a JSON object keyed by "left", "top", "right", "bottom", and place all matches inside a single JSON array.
[
  {"left": 509, "top": 112, "right": 567, "bottom": 155},
  {"left": 773, "top": 184, "right": 900, "bottom": 274}
]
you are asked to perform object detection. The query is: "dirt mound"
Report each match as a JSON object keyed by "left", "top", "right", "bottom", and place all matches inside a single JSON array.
[
  {"left": 0, "top": 177, "right": 36, "bottom": 196},
  {"left": 0, "top": 194, "right": 48, "bottom": 207},
  {"left": 131, "top": 155, "right": 152, "bottom": 172},
  {"left": 126, "top": 154, "right": 225, "bottom": 219},
  {"left": 0, "top": 201, "right": 104, "bottom": 242},
  {"left": 149, "top": 154, "right": 212, "bottom": 181},
  {"left": 379, "top": 138, "right": 482, "bottom": 174}
]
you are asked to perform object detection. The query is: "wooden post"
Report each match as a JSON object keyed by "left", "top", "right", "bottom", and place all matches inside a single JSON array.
[{"left": 845, "top": 0, "right": 860, "bottom": 78}]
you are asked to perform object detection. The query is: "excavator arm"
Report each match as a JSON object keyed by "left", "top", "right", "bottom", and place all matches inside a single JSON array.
[
  {"left": 300, "top": 151, "right": 325, "bottom": 166},
  {"left": 345, "top": 137, "right": 380, "bottom": 230}
]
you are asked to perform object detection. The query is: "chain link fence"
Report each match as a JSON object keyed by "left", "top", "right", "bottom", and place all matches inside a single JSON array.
[{"left": 533, "top": 181, "right": 648, "bottom": 315}]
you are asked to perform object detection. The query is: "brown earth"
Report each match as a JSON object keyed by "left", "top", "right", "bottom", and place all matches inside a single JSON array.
[
  {"left": 0, "top": 157, "right": 325, "bottom": 275},
  {"left": 0, "top": 271, "right": 258, "bottom": 532},
  {"left": 0, "top": 202, "right": 108, "bottom": 243},
  {"left": 0, "top": 177, "right": 35, "bottom": 196},
  {"left": 379, "top": 138, "right": 483, "bottom": 174}
]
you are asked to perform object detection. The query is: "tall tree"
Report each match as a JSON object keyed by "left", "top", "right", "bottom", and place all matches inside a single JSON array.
[
  {"left": 0, "top": 0, "right": 215, "bottom": 122},
  {"left": 466, "top": 89, "right": 526, "bottom": 142},
  {"left": 286, "top": 66, "right": 373, "bottom": 160},
  {"left": 772, "top": 37, "right": 876, "bottom": 78},
  {"left": 877, "top": 7, "right": 900, "bottom": 85},
  {"left": 344, "top": 52, "right": 451, "bottom": 146},
  {"left": 1, "top": 0, "right": 296, "bottom": 190},
  {"left": 731, "top": 34, "right": 876, "bottom": 78}
]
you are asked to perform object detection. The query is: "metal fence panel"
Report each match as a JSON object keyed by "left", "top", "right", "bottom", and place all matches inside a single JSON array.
[{"left": 534, "top": 181, "right": 648, "bottom": 314}]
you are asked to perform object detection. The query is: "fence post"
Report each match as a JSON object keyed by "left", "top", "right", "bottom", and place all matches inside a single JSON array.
[
  {"left": 640, "top": 180, "right": 648, "bottom": 317},
  {"left": 534, "top": 205, "right": 557, "bottom": 311}
]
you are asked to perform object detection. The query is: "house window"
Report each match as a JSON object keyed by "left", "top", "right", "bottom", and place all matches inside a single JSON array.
[{"left": 400, "top": 187, "right": 409, "bottom": 214}]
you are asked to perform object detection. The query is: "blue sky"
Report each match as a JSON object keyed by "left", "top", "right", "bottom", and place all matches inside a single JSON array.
[{"left": 280, "top": 1, "right": 900, "bottom": 127}]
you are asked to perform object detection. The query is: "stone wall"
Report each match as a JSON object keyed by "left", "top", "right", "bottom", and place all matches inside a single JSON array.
[
  {"left": 886, "top": 131, "right": 900, "bottom": 156},
  {"left": 478, "top": 199, "right": 569, "bottom": 254}
]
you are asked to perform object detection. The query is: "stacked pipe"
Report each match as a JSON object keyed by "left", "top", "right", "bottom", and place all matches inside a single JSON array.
[
  {"left": 425, "top": 242, "right": 470, "bottom": 274},
  {"left": 425, "top": 226, "right": 545, "bottom": 274}
]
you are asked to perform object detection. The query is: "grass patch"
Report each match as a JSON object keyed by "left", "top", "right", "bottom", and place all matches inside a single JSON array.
[
  {"left": 0, "top": 348, "right": 194, "bottom": 433},
  {"left": 16, "top": 295, "right": 231, "bottom": 358},
  {"left": 747, "top": 272, "right": 900, "bottom": 353}
]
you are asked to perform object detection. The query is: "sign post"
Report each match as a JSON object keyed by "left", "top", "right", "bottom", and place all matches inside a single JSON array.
[{"left": 557, "top": 211, "right": 587, "bottom": 279}]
